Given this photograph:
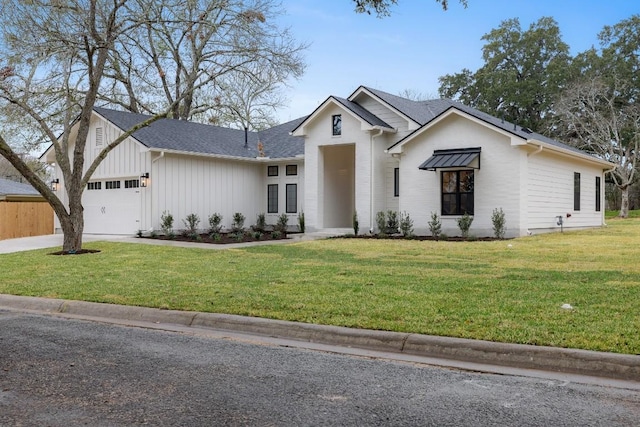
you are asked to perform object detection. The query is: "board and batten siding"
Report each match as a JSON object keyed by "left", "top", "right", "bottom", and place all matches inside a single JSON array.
[
  {"left": 151, "top": 154, "right": 263, "bottom": 231},
  {"left": 398, "top": 114, "right": 523, "bottom": 237},
  {"left": 526, "top": 151, "right": 604, "bottom": 231}
]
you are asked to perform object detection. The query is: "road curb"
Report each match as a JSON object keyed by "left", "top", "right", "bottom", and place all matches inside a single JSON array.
[{"left": 1, "top": 294, "right": 638, "bottom": 382}]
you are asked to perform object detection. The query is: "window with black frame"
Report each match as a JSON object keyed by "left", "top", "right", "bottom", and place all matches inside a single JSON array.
[{"left": 441, "top": 170, "right": 474, "bottom": 215}]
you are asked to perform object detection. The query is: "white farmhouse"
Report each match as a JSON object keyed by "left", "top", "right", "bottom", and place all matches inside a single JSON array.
[{"left": 43, "top": 86, "right": 614, "bottom": 237}]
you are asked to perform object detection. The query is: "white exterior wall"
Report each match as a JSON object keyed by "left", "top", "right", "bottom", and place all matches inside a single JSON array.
[
  {"left": 303, "top": 105, "right": 374, "bottom": 231},
  {"left": 526, "top": 151, "right": 605, "bottom": 232},
  {"left": 398, "top": 115, "right": 523, "bottom": 237},
  {"left": 53, "top": 114, "right": 151, "bottom": 234},
  {"left": 150, "top": 154, "right": 264, "bottom": 232}
]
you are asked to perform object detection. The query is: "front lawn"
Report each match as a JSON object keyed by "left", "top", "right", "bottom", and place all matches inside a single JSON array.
[{"left": 1, "top": 219, "right": 639, "bottom": 354}]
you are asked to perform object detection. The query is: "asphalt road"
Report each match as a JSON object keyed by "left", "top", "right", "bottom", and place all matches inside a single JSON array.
[{"left": 1, "top": 310, "right": 639, "bottom": 426}]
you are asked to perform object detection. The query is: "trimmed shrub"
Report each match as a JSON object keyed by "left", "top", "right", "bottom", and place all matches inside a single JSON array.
[
  {"left": 376, "top": 211, "right": 386, "bottom": 234},
  {"left": 491, "top": 207, "right": 506, "bottom": 239},
  {"left": 208, "top": 213, "right": 223, "bottom": 235},
  {"left": 231, "top": 212, "right": 245, "bottom": 233},
  {"left": 399, "top": 211, "right": 414, "bottom": 237},
  {"left": 182, "top": 213, "right": 200, "bottom": 239},
  {"left": 253, "top": 213, "right": 266, "bottom": 233},
  {"left": 428, "top": 211, "right": 442, "bottom": 240},
  {"left": 298, "top": 211, "right": 305, "bottom": 233},
  {"left": 385, "top": 210, "right": 399, "bottom": 234},
  {"left": 457, "top": 212, "right": 473, "bottom": 239},
  {"left": 352, "top": 211, "right": 359, "bottom": 235},
  {"left": 160, "top": 210, "right": 174, "bottom": 238},
  {"left": 275, "top": 213, "right": 289, "bottom": 233}
]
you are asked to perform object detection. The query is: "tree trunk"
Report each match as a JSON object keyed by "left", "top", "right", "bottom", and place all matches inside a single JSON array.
[
  {"left": 619, "top": 186, "right": 630, "bottom": 218},
  {"left": 58, "top": 195, "right": 85, "bottom": 253}
]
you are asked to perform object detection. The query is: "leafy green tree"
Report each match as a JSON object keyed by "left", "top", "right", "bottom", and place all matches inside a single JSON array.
[{"left": 438, "top": 17, "right": 570, "bottom": 132}]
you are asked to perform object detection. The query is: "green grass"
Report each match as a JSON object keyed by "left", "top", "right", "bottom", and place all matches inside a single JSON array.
[
  {"left": 1, "top": 218, "right": 640, "bottom": 354},
  {"left": 606, "top": 209, "right": 640, "bottom": 219}
]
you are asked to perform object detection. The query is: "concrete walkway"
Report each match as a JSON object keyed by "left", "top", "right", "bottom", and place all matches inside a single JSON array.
[{"left": 0, "top": 231, "right": 339, "bottom": 254}]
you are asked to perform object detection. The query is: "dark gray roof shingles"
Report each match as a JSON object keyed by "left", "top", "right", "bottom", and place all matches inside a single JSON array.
[
  {"left": 362, "top": 87, "right": 587, "bottom": 156},
  {"left": 94, "top": 107, "right": 305, "bottom": 159}
]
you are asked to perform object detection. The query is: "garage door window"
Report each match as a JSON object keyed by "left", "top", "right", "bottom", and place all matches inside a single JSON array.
[
  {"left": 87, "top": 182, "right": 101, "bottom": 190},
  {"left": 105, "top": 180, "right": 121, "bottom": 189},
  {"left": 125, "top": 179, "right": 140, "bottom": 188}
]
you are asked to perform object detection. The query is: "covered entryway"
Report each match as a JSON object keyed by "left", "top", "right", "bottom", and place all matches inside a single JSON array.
[
  {"left": 321, "top": 144, "right": 355, "bottom": 228},
  {"left": 82, "top": 179, "right": 141, "bottom": 234}
]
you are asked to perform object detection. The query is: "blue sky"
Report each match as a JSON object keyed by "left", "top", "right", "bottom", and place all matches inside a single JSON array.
[{"left": 275, "top": 0, "right": 638, "bottom": 123}]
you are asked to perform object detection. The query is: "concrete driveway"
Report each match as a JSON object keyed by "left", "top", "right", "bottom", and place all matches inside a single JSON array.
[{"left": 0, "top": 234, "right": 129, "bottom": 254}]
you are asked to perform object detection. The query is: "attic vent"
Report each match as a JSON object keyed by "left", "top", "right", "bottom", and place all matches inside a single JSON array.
[{"left": 96, "top": 127, "right": 103, "bottom": 146}]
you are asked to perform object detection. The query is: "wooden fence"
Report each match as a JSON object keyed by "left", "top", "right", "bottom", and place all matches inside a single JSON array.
[{"left": 0, "top": 198, "right": 54, "bottom": 240}]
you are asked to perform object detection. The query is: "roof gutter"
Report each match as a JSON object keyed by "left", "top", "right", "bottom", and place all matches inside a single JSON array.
[{"left": 526, "top": 139, "right": 615, "bottom": 168}]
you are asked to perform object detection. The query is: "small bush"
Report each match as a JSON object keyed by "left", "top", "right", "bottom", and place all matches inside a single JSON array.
[
  {"left": 182, "top": 213, "right": 200, "bottom": 239},
  {"left": 298, "top": 211, "right": 305, "bottom": 233},
  {"left": 428, "top": 211, "right": 442, "bottom": 240},
  {"left": 399, "top": 211, "right": 414, "bottom": 237},
  {"left": 253, "top": 213, "right": 266, "bottom": 233},
  {"left": 385, "top": 210, "right": 399, "bottom": 234},
  {"left": 376, "top": 211, "right": 386, "bottom": 235},
  {"left": 233, "top": 232, "right": 245, "bottom": 242},
  {"left": 231, "top": 212, "right": 245, "bottom": 233},
  {"left": 160, "top": 210, "right": 174, "bottom": 237},
  {"left": 271, "top": 230, "right": 282, "bottom": 239},
  {"left": 150, "top": 230, "right": 158, "bottom": 238},
  {"left": 212, "top": 233, "right": 222, "bottom": 241},
  {"left": 492, "top": 207, "right": 506, "bottom": 239},
  {"left": 275, "top": 213, "right": 289, "bottom": 233},
  {"left": 208, "top": 213, "right": 223, "bottom": 235},
  {"left": 353, "top": 211, "right": 359, "bottom": 235},
  {"left": 457, "top": 212, "right": 474, "bottom": 239},
  {"left": 253, "top": 231, "right": 263, "bottom": 240}
]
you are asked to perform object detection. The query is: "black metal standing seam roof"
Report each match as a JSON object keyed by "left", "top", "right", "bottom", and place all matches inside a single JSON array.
[
  {"left": 93, "top": 107, "right": 306, "bottom": 160},
  {"left": 418, "top": 148, "right": 481, "bottom": 171}
]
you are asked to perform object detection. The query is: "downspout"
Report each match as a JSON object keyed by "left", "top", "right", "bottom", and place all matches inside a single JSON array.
[
  {"left": 602, "top": 165, "right": 616, "bottom": 226},
  {"left": 370, "top": 129, "right": 384, "bottom": 233},
  {"left": 527, "top": 144, "right": 543, "bottom": 157}
]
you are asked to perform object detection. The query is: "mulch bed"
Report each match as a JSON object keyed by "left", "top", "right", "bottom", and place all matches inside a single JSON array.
[
  {"left": 49, "top": 249, "right": 101, "bottom": 255},
  {"left": 141, "top": 231, "right": 291, "bottom": 245}
]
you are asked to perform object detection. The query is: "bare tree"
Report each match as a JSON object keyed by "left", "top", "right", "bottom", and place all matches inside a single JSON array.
[
  {"left": 102, "top": 0, "right": 305, "bottom": 121},
  {"left": 0, "top": 0, "right": 300, "bottom": 252},
  {"left": 555, "top": 77, "right": 640, "bottom": 218},
  {"left": 353, "top": 0, "right": 468, "bottom": 16},
  {"left": 203, "top": 61, "right": 289, "bottom": 131}
]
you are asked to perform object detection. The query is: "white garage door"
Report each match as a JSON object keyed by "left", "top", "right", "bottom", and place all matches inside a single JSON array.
[{"left": 82, "top": 179, "right": 141, "bottom": 235}]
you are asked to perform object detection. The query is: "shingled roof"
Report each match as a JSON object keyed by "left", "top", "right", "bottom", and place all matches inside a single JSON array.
[
  {"left": 362, "top": 87, "right": 587, "bottom": 155},
  {"left": 0, "top": 177, "right": 40, "bottom": 196},
  {"left": 93, "top": 107, "right": 305, "bottom": 159}
]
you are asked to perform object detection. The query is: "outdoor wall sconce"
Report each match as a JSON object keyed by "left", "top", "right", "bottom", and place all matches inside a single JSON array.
[
  {"left": 51, "top": 178, "right": 60, "bottom": 191},
  {"left": 140, "top": 172, "right": 149, "bottom": 187}
]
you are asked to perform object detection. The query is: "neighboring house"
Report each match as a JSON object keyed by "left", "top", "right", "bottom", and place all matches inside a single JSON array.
[
  {"left": 43, "top": 86, "right": 614, "bottom": 237},
  {"left": 0, "top": 177, "right": 53, "bottom": 240}
]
